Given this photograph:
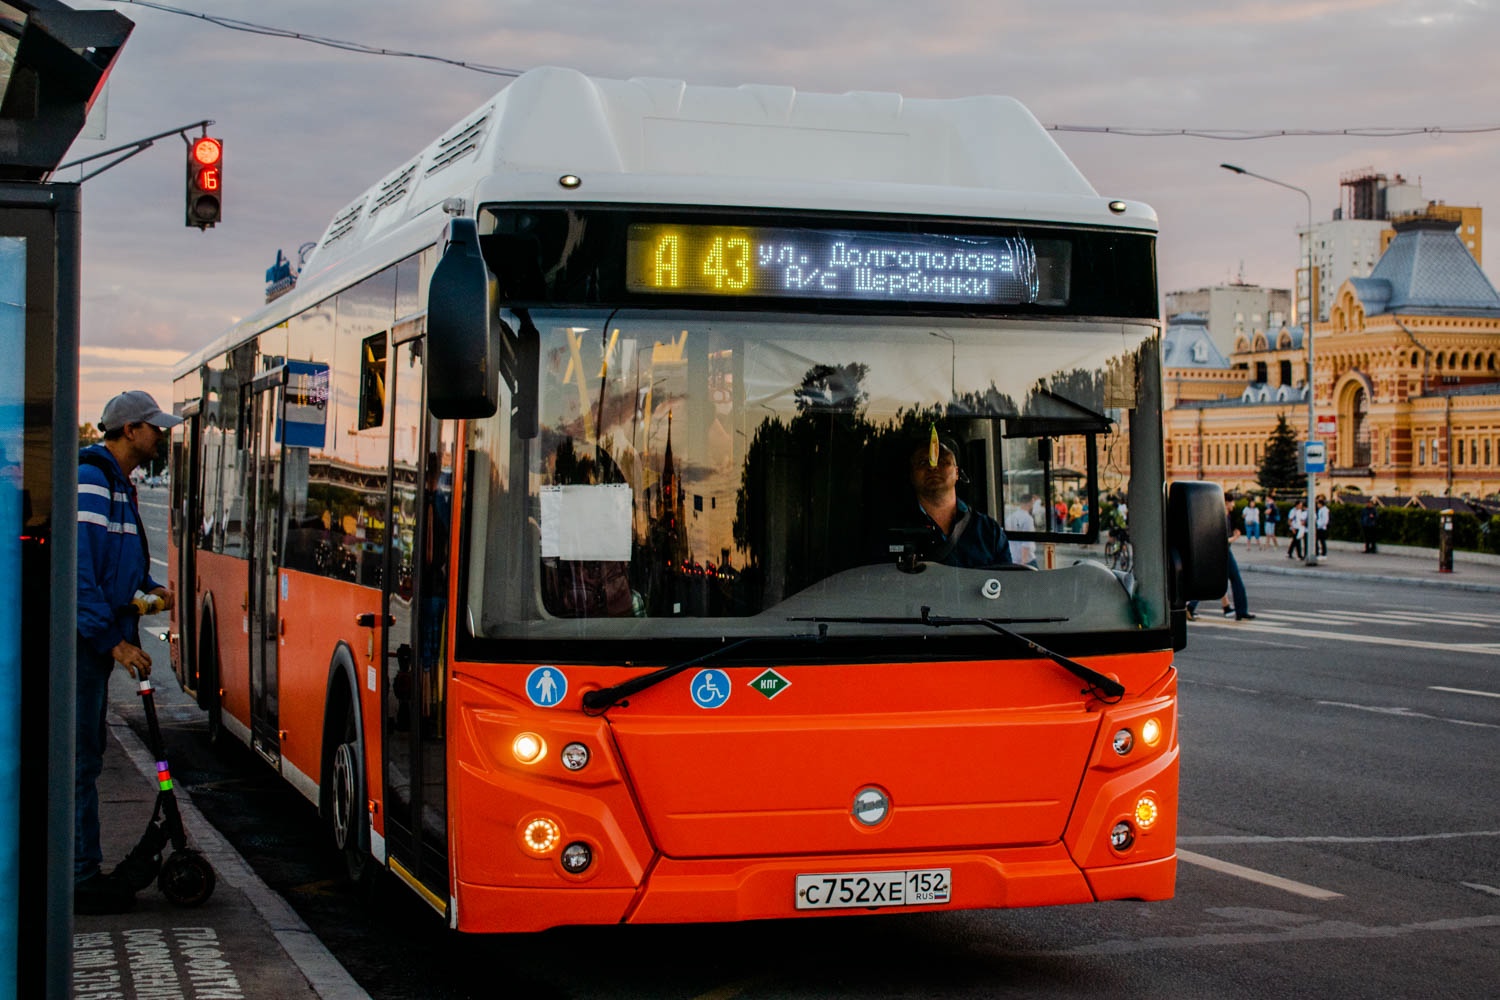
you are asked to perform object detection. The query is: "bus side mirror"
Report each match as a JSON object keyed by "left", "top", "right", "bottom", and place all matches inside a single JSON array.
[
  {"left": 1168, "top": 480, "right": 1227, "bottom": 601},
  {"left": 427, "top": 217, "right": 499, "bottom": 419}
]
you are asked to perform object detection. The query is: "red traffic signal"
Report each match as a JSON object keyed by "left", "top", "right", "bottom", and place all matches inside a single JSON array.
[{"left": 186, "top": 136, "right": 222, "bottom": 229}]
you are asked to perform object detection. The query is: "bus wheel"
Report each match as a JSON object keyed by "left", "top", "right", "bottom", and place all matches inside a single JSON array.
[
  {"left": 198, "top": 624, "right": 224, "bottom": 747},
  {"left": 330, "top": 709, "right": 374, "bottom": 886}
]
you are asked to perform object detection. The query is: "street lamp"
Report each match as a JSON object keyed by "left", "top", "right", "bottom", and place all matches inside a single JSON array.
[{"left": 1222, "top": 162, "right": 1319, "bottom": 567}]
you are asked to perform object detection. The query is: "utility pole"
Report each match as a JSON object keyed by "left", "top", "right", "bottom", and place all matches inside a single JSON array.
[{"left": 1222, "top": 164, "right": 1321, "bottom": 566}]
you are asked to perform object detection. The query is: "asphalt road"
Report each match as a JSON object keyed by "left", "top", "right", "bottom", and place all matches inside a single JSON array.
[{"left": 129, "top": 493, "right": 1500, "bottom": 999}]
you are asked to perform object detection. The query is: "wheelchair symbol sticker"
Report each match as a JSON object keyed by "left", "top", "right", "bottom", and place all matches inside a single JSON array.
[
  {"left": 526, "top": 666, "right": 567, "bottom": 707},
  {"left": 691, "top": 668, "right": 731, "bottom": 709}
]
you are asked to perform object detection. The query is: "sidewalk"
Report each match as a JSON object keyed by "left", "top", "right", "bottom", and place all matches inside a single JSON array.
[
  {"left": 72, "top": 664, "right": 369, "bottom": 999},
  {"left": 1230, "top": 535, "right": 1500, "bottom": 593}
]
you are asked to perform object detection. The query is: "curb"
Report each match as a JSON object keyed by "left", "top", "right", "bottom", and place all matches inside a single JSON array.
[
  {"left": 108, "top": 712, "right": 372, "bottom": 1000},
  {"left": 1236, "top": 561, "right": 1500, "bottom": 594}
]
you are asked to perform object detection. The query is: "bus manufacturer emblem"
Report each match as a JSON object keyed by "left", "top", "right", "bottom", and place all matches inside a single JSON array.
[{"left": 852, "top": 787, "right": 890, "bottom": 826}]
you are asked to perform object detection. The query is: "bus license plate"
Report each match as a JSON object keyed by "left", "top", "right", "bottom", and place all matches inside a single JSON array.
[{"left": 795, "top": 868, "right": 951, "bottom": 910}]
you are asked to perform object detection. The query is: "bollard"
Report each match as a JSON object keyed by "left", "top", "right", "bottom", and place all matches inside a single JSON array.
[{"left": 1438, "top": 509, "right": 1454, "bottom": 573}]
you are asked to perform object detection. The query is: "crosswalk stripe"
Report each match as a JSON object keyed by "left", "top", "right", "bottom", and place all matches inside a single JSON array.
[
  {"left": 1193, "top": 617, "right": 1500, "bottom": 657},
  {"left": 1251, "top": 609, "right": 1493, "bottom": 629}
]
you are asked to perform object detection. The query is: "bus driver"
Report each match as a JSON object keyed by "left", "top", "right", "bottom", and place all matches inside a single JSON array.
[{"left": 895, "top": 435, "right": 1012, "bottom": 569}]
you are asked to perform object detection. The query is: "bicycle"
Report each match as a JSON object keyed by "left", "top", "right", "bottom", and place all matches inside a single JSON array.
[{"left": 1104, "top": 526, "right": 1132, "bottom": 573}]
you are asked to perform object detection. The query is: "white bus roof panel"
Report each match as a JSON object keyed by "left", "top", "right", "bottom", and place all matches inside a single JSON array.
[{"left": 304, "top": 67, "right": 1152, "bottom": 275}]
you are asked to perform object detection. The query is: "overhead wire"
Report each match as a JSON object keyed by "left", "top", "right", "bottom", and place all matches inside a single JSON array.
[
  {"left": 115, "top": 2, "right": 1500, "bottom": 140},
  {"left": 113, "top": 0, "right": 524, "bottom": 78}
]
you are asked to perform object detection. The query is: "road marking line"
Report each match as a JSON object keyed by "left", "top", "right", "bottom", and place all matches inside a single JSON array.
[
  {"left": 1430, "top": 685, "right": 1500, "bottom": 699},
  {"left": 1462, "top": 882, "right": 1500, "bottom": 897},
  {"left": 1028, "top": 914, "right": 1500, "bottom": 957},
  {"left": 1195, "top": 618, "right": 1500, "bottom": 657},
  {"left": 1177, "top": 849, "right": 1343, "bottom": 900},
  {"left": 1180, "top": 830, "right": 1500, "bottom": 845},
  {"left": 1249, "top": 609, "right": 1487, "bottom": 629},
  {"left": 1318, "top": 700, "right": 1500, "bottom": 729}
]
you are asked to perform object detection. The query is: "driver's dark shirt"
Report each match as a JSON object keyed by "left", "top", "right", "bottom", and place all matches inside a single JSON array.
[{"left": 901, "top": 498, "right": 1013, "bottom": 568}]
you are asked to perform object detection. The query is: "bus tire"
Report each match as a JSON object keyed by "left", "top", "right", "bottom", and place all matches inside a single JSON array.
[
  {"left": 196, "top": 613, "right": 225, "bottom": 747},
  {"left": 323, "top": 667, "right": 376, "bottom": 890}
]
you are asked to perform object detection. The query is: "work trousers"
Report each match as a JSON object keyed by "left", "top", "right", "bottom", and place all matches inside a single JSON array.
[{"left": 75, "top": 644, "right": 115, "bottom": 882}]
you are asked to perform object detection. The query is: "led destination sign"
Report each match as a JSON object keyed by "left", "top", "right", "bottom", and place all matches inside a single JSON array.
[{"left": 626, "top": 224, "right": 1068, "bottom": 306}]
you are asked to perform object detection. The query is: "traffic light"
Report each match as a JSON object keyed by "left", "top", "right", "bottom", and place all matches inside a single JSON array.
[{"left": 186, "top": 136, "right": 223, "bottom": 229}]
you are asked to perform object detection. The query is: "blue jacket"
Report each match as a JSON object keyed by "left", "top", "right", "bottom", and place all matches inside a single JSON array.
[{"left": 77, "top": 444, "right": 160, "bottom": 656}]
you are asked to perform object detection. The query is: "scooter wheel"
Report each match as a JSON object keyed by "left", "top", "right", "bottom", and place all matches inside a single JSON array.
[{"left": 159, "top": 851, "right": 216, "bottom": 907}]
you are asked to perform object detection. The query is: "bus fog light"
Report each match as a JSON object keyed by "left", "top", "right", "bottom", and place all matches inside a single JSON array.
[
  {"left": 560, "top": 842, "right": 593, "bottom": 873},
  {"left": 560, "top": 742, "right": 590, "bottom": 771},
  {"left": 1110, "top": 821, "right": 1135, "bottom": 851},
  {"left": 1135, "top": 795, "right": 1160, "bottom": 830},
  {"left": 512, "top": 732, "right": 546, "bottom": 764},
  {"left": 521, "top": 817, "right": 561, "bottom": 855},
  {"left": 1112, "top": 728, "right": 1134, "bottom": 755},
  {"left": 1141, "top": 718, "right": 1162, "bottom": 747}
]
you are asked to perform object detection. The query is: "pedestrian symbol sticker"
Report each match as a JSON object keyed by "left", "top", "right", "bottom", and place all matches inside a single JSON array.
[
  {"left": 749, "top": 668, "right": 791, "bottom": 700},
  {"left": 691, "top": 668, "right": 731, "bottom": 709},
  {"left": 526, "top": 666, "right": 567, "bottom": 707}
]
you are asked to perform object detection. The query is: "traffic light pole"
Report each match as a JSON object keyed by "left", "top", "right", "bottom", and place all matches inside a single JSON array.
[{"left": 54, "top": 119, "right": 214, "bottom": 183}]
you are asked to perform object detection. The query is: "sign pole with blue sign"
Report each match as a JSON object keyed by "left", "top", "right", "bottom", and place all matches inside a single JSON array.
[{"left": 1302, "top": 440, "right": 1327, "bottom": 474}]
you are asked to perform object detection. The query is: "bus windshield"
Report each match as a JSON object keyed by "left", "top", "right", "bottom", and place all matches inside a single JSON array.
[{"left": 463, "top": 309, "right": 1166, "bottom": 647}]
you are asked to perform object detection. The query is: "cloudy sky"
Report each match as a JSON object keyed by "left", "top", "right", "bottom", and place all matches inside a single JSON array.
[{"left": 60, "top": 0, "right": 1500, "bottom": 426}]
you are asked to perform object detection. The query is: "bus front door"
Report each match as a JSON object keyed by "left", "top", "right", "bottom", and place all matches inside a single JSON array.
[
  {"left": 171, "top": 408, "right": 200, "bottom": 696},
  {"left": 245, "top": 376, "right": 284, "bottom": 767},
  {"left": 381, "top": 334, "right": 452, "bottom": 906}
]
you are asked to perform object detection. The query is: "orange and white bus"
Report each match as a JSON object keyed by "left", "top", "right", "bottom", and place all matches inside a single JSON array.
[{"left": 167, "top": 67, "right": 1225, "bottom": 932}]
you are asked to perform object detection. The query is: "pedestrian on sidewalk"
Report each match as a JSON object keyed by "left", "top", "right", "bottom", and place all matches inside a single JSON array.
[
  {"left": 1315, "top": 497, "right": 1330, "bottom": 557},
  {"left": 75, "top": 390, "right": 181, "bottom": 914},
  {"left": 1187, "top": 497, "right": 1255, "bottom": 621},
  {"left": 1264, "top": 497, "right": 1280, "bottom": 549},
  {"left": 1242, "top": 500, "right": 1261, "bottom": 548},
  {"left": 1361, "top": 503, "right": 1380, "bottom": 553},
  {"left": 1288, "top": 499, "right": 1308, "bottom": 560}
]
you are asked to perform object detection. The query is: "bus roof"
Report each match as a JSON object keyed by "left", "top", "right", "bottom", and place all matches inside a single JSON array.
[{"left": 177, "top": 67, "right": 1156, "bottom": 381}]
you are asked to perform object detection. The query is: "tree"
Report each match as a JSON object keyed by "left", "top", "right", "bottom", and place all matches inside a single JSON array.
[
  {"left": 1258, "top": 414, "right": 1302, "bottom": 495},
  {"left": 78, "top": 422, "right": 99, "bottom": 448}
]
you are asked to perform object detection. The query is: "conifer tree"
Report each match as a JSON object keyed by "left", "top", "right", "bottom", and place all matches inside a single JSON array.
[{"left": 1258, "top": 414, "right": 1302, "bottom": 495}]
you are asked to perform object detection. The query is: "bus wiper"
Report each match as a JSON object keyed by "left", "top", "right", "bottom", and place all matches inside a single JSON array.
[
  {"left": 580, "top": 627, "right": 827, "bottom": 714},
  {"left": 788, "top": 607, "right": 1124, "bottom": 701}
]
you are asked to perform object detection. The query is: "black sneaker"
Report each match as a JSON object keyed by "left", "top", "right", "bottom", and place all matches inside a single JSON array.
[
  {"left": 74, "top": 871, "right": 136, "bottom": 915},
  {"left": 1222, "top": 607, "right": 1234, "bottom": 617},
  {"left": 1235, "top": 613, "right": 1257, "bottom": 621}
]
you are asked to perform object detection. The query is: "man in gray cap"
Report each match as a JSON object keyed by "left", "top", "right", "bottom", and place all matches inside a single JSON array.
[{"left": 74, "top": 390, "right": 182, "bottom": 913}]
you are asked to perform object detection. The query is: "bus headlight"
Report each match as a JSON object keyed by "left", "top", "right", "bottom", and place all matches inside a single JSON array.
[
  {"left": 1135, "top": 795, "right": 1160, "bottom": 830},
  {"left": 1141, "top": 718, "right": 1162, "bottom": 747},
  {"left": 560, "top": 742, "right": 590, "bottom": 771},
  {"left": 1112, "top": 728, "right": 1134, "bottom": 755},
  {"left": 1110, "top": 821, "right": 1134, "bottom": 852},
  {"left": 560, "top": 842, "right": 593, "bottom": 873},
  {"left": 512, "top": 732, "right": 546, "bottom": 764}
]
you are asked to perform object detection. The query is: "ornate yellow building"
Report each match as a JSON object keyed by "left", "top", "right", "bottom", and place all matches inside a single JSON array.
[{"left": 1165, "top": 218, "right": 1500, "bottom": 499}]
